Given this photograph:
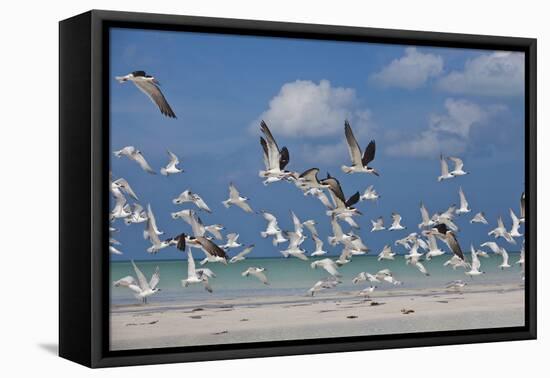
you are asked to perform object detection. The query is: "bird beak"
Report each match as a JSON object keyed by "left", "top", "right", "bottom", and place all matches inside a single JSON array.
[{"left": 115, "top": 74, "right": 130, "bottom": 82}]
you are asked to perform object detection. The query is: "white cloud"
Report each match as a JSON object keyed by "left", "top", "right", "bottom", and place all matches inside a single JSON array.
[
  {"left": 252, "top": 79, "right": 371, "bottom": 138},
  {"left": 370, "top": 47, "right": 444, "bottom": 89},
  {"left": 437, "top": 52, "right": 524, "bottom": 96},
  {"left": 386, "top": 129, "right": 466, "bottom": 158},
  {"left": 386, "top": 98, "right": 505, "bottom": 158},
  {"left": 428, "top": 98, "right": 489, "bottom": 138}
]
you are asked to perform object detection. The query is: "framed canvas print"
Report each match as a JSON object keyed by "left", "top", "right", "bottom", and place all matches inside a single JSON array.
[{"left": 59, "top": 10, "right": 537, "bottom": 368}]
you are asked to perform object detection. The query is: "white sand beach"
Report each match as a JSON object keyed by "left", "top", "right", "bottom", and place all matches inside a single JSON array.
[{"left": 110, "top": 282, "right": 524, "bottom": 350}]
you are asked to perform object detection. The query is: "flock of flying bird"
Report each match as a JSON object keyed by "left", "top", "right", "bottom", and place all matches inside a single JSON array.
[{"left": 110, "top": 71, "right": 526, "bottom": 303}]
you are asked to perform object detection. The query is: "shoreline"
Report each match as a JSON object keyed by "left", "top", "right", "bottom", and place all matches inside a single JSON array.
[{"left": 110, "top": 282, "right": 524, "bottom": 351}]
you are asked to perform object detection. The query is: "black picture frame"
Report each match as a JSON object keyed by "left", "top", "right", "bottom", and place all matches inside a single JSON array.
[{"left": 59, "top": 9, "right": 537, "bottom": 368}]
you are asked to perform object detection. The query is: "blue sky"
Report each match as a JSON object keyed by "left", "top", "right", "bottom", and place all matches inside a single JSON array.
[{"left": 109, "top": 27, "right": 525, "bottom": 261}]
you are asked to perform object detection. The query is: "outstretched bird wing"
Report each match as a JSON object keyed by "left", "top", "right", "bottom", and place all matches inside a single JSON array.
[
  {"left": 459, "top": 187, "right": 469, "bottom": 209},
  {"left": 344, "top": 120, "right": 363, "bottom": 166},
  {"left": 260, "top": 121, "right": 282, "bottom": 171},
  {"left": 149, "top": 266, "right": 160, "bottom": 290},
  {"left": 259, "top": 137, "right": 269, "bottom": 170},
  {"left": 279, "top": 147, "right": 290, "bottom": 170},
  {"left": 362, "top": 140, "right": 376, "bottom": 166},
  {"left": 447, "top": 232, "right": 465, "bottom": 261},
  {"left": 440, "top": 155, "right": 450, "bottom": 176},
  {"left": 322, "top": 177, "right": 346, "bottom": 208},
  {"left": 132, "top": 78, "right": 177, "bottom": 118},
  {"left": 228, "top": 183, "right": 240, "bottom": 200},
  {"left": 196, "top": 237, "right": 228, "bottom": 259},
  {"left": 448, "top": 156, "right": 464, "bottom": 171},
  {"left": 345, "top": 191, "right": 360, "bottom": 208},
  {"left": 420, "top": 203, "right": 430, "bottom": 224},
  {"left": 520, "top": 192, "right": 526, "bottom": 219},
  {"left": 131, "top": 260, "right": 151, "bottom": 291},
  {"left": 165, "top": 150, "right": 179, "bottom": 169},
  {"left": 234, "top": 245, "right": 255, "bottom": 259},
  {"left": 132, "top": 151, "right": 156, "bottom": 174},
  {"left": 187, "top": 249, "right": 196, "bottom": 277},
  {"left": 176, "top": 233, "right": 187, "bottom": 251}
]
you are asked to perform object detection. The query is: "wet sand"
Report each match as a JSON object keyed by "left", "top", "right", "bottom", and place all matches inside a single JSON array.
[{"left": 110, "top": 283, "right": 524, "bottom": 350}]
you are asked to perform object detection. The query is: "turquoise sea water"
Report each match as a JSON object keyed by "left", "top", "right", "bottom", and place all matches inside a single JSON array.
[{"left": 111, "top": 253, "right": 523, "bottom": 305}]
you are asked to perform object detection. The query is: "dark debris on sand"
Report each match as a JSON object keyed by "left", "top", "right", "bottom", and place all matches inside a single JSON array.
[
  {"left": 212, "top": 330, "right": 229, "bottom": 335},
  {"left": 125, "top": 320, "right": 159, "bottom": 326}
]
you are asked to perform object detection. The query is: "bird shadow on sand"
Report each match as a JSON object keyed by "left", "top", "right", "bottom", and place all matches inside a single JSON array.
[{"left": 38, "top": 343, "right": 58, "bottom": 356}]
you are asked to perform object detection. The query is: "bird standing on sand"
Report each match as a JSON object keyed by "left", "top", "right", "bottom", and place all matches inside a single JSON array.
[{"left": 359, "top": 286, "right": 376, "bottom": 300}]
